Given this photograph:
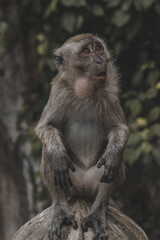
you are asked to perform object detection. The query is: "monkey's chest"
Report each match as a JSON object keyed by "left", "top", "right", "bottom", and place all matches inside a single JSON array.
[{"left": 63, "top": 120, "right": 105, "bottom": 166}]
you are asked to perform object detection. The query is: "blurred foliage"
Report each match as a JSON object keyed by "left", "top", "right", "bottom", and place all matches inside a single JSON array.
[{"left": 1, "top": 0, "right": 160, "bottom": 239}]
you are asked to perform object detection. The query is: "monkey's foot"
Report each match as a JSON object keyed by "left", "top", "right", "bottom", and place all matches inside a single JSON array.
[
  {"left": 48, "top": 205, "right": 78, "bottom": 240},
  {"left": 81, "top": 209, "right": 108, "bottom": 240}
]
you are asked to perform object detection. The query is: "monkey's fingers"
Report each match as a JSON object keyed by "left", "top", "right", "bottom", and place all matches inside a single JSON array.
[
  {"left": 64, "top": 171, "right": 73, "bottom": 187},
  {"left": 97, "top": 158, "right": 106, "bottom": 168},
  {"left": 56, "top": 225, "right": 61, "bottom": 238},
  {"left": 61, "top": 172, "right": 70, "bottom": 188},
  {"left": 81, "top": 220, "right": 88, "bottom": 232},
  {"left": 92, "top": 225, "right": 108, "bottom": 240},
  {"left": 92, "top": 221, "right": 100, "bottom": 240},
  {"left": 48, "top": 230, "right": 59, "bottom": 240},
  {"left": 100, "top": 167, "right": 110, "bottom": 183},
  {"left": 68, "top": 216, "right": 78, "bottom": 229},
  {"left": 92, "top": 233, "right": 100, "bottom": 240},
  {"left": 68, "top": 162, "right": 76, "bottom": 172},
  {"left": 81, "top": 217, "right": 92, "bottom": 232},
  {"left": 100, "top": 166, "right": 117, "bottom": 183},
  {"left": 107, "top": 167, "right": 118, "bottom": 183},
  {"left": 48, "top": 217, "right": 61, "bottom": 240}
]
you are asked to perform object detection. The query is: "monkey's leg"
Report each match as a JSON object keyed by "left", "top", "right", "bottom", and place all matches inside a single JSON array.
[
  {"left": 41, "top": 155, "right": 78, "bottom": 240},
  {"left": 81, "top": 164, "right": 125, "bottom": 240}
]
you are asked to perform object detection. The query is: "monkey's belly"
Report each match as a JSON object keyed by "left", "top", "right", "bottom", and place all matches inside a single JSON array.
[
  {"left": 69, "top": 165, "right": 104, "bottom": 199},
  {"left": 64, "top": 119, "right": 106, "bottom": 198},
  {"left": 64, "top": 120, "right": 106, "bottom": 168}
]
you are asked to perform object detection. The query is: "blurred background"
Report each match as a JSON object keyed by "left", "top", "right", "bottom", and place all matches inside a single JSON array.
[{"left": 0, "top": 0, "right": 160, "bottom": 239}]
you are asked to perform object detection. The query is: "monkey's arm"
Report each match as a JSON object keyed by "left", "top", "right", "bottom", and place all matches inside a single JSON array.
[
  {"left": 97, "top": 101, "right": 129, "bottom": 183},
  {"left": 35, "top": 90, "right": 78, "bottom": 238},
  {"left": 36, "top": 123, "right": 75, "bottom": 189},
  {"left": 35, "top": 86, "right": 75, "bottom": 189}
]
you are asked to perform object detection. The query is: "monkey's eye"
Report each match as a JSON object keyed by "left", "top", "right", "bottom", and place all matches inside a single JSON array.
[
  {"left": 82, "top": 48, "right": 90, "bottom": 55},
  {"left": 95, "top": 45, "right": 102, "bottom": 52}
]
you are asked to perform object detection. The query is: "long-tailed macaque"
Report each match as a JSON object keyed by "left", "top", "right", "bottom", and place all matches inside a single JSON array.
[{"left": 35, "top": 34, "right": 129, "bottom": 240}]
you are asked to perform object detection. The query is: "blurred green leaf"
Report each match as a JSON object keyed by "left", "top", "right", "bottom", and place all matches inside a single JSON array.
[
  {"left": 111, "top": 10, "right": 130, "bottom": 27},
  {"left": 148, "top": 107, "right": 160, "bottom": 122},
  {"left": 156, "top": 81, "right": 160, "bottom": 90},
  {"left": 91, "top": 4, "right": 105, "bottom": 16},
  {"left": 38, "top": 59, "right": 45, "bottom": 73},
  {"left": 132, "top": 69, "right": 144, "bottom": 87},
  {"left": 127, "top": 132, "right": 141, "bottom": 146},
  {"left": 36, "top": 33, "right": 45, "bottom": 42},
  {"left": 134, "top": 0, "right": 157, "bottom": 10},
  {"left": 76, "top": 15, "right": 84, "bottom": 29},
  {"left": 106, "top": 0, "right": 121, "bottom": 8},
  {"left": 141, "top": 129, "right": 149, "bottom": 140},
  {"left": 147, "top": 69, "right": 159, "bottom": 87},
  {"left": 44, "top": 0, "right": 58, "bottom": 18},
  {"left": 0, "top": 21, "right": 8, "bottom": 34},
  {"left": 139, "top": 142, "right": 152, "bottom": 156},
  {"left": 144, "top": 124, "right": 160, "bottom": 140},
  {"left": 60, "top": 0, "right": 86, "bottom": 7},
  {"left": 138, "top": 92, "right": 147, "bottom": 101},
  {"left": 43, "top": 25, "right": 52, "bottom": 32},
  {"left": 148, "top": 60, "right": 156, "bottom": 69},
  {"left": 46, "top": 58, "right": 56, "bottom": 71},
  {"left": 122, "top": 1, "right": 131, "bottom": 11},
  {"left": 127, "top": 19, "right": 141, "bottom": 40},
  {"left": 129, "top": 99, "right": 142, "bottom": 117},
  {"left": 146, "top": 88, "right": 157, "bottom": 99},
  {"left": 62, "top": 13, "right": 76, "bottom": 33},
  {"left": 155, "top": 2, "right": 160, "bottom": 14},
  {"left": 152, "top": 147, "right": 160, "bottom": 166},
  {"left": 60, "top": 0, "right": 77, "bottom": 7},
  {"left": 149, "top": 124, "right": 160, "bottom": 137},
  {"left": 75, "top": 0, "right": 86, "bottom": 7},
  {"left": 37, "top": 42, "right": 48, "bottom": 55},
  {"left": 114, "top": 42, "right": 123, "bottom": 55},
  {"left": 123, "top": 148, "right": 141, "bottom": 165},
  {"left": 136, "top": 117, "right": 148, "bottom": 127},
  {"left": 22, "top": 0, "right": 30, "bottom": 6}
]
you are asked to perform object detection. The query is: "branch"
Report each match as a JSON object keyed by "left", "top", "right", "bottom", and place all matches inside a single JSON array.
[{"left": 12, "top": 199, "right": 149, "bottom": 240}]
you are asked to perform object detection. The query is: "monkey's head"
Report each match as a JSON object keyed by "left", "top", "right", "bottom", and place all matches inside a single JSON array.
[{"left": 53, "top": 34, "right": 112, "bottom": 99}]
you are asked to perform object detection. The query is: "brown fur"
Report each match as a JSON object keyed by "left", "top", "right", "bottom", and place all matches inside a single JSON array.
[
  {"left": 35, "top": 34, "right": 129, "bottom": 240},
  {"left": 63, "top": 33, "right": 94, "bottom": 44}
]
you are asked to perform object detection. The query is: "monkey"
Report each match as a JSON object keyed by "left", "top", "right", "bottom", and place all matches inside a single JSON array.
[{"left": 35, "top": 33, "right": 129, "bottom": 240}]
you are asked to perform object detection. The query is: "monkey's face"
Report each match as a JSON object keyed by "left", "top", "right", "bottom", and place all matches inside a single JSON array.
[
  {"left": 54, "top": 34, "right": 110, "bottom": 99},
  {"left": 76, "top": 40, "right": 107, "bottom": 80}
]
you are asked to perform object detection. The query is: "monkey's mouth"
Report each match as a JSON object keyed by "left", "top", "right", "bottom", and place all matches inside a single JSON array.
[{"left": 92, "top": 71, "right": 106, "bottom": 80}]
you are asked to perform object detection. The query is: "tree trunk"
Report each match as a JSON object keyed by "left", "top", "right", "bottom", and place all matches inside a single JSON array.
[
  {"left": 0, "top": 1, "right": 38, "bottom": 239},
  {"left": 12, "top": 200, "right": 149, "bottom": 240}
]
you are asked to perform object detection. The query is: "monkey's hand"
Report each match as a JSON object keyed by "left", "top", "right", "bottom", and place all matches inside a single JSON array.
[
  {"left": 48, "top": 204, "right": 78, "bottom": 240},
  {"left": 81, "top": 207, "right": 108, "bottom": 240},
  {"left": 53, "top": 155, "right": 76, "bottom": 189},
  {"left": 97, "top": 153, "right": 119, "bottom": 183},
  {"left": 46, "top": 148, "right": 76, "bottom": 189}
]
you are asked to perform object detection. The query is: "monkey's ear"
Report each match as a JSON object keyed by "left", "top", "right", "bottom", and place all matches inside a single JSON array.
[{"left": 53, "top": 49, "right": 64, "bottom": 70}]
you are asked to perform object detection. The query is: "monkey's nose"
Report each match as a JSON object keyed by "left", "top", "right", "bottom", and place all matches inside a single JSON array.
[{"left": 93, "top": 54, "right": 103, "bottom": 64}]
